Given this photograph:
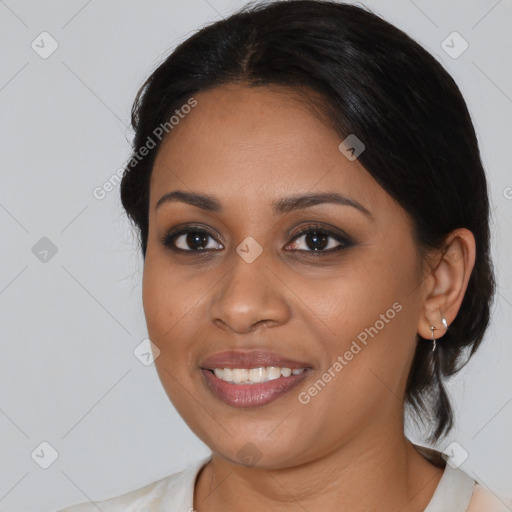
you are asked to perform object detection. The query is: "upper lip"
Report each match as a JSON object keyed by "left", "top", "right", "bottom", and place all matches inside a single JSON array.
[{"left": 200, "top": 350, "right": 312, "bottom": 370}]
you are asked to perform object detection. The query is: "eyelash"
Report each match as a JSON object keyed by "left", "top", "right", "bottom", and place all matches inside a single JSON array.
[{"left": 159, "top": 223, "right": 354, "bottom": 256}]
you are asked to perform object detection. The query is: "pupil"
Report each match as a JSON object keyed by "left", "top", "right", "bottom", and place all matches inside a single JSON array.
[
  {"left": 306, "top": 231, "right": 327, "bottom": 250},
  {"left": 187, "top": 231, "right": 208, "bottom": 249}
]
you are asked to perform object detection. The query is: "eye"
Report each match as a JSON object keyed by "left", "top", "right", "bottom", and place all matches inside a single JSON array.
[
  {"left": 160, "top": 226, "right": 223, "bottom": 252},
  {"left": 284, "top": 224, "right": 353, "bottom": 254},
  {"left": 160, "top": 223, "right": 353, "bottom": 255}
]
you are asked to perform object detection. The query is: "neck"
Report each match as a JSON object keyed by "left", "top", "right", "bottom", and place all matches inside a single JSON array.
[{"left": 194, "top": 425, "right": 444, "bottom": 512}]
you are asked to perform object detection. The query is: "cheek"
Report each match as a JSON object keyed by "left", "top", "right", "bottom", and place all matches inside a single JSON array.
[
  {"left": 142, "top": 255, "right": 202, "bottom": 341},
  {"left": 296, "top": 250, "right": 418, "bottom": 404},
  {"left": 141, "top": 257, "right": 205, "bottom": 414},
  {"left": 294, "top": 253, "right": 404, "bottom": 339}
]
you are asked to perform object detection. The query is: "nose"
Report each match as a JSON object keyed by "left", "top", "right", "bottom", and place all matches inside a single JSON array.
[{"left": 208, "top": 250, "right": 291, "bottom": 335}]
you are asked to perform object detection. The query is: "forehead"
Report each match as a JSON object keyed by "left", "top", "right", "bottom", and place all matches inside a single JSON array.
[{"left": 149, "top": 84, "right": 395, "bottom": 218}]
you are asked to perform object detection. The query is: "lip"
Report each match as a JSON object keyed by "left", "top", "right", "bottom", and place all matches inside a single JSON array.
[
  {"left": 201, "top": 367, "right": 311, "bottom": 407},
  {"left": 200, "top": 349, "right": 312, "bottom": 371},
  {"left": 199, "top": 349, "right": 313, "bottom": 408}
]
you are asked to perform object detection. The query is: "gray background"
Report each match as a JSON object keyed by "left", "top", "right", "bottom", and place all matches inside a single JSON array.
[{"left": 0, "top": 0, "right": 511, "bottom": 510}]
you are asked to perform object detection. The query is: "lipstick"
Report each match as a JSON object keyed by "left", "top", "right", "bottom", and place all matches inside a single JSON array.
[{"left": 200, "top": 350, "right": 312, "bottom": 407}]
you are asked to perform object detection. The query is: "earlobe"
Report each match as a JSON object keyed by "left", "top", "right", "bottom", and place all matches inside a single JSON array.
[{"left": 417, "top": 228, "right": 476, "bottom": 343}]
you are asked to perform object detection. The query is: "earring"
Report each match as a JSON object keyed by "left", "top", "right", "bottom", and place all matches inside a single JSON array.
[
  {"left": 430, "top": 325, "right": 437, "bottom": 352},
  {"left": 430, "top": 317, "right": 448, "bottom": 352}
]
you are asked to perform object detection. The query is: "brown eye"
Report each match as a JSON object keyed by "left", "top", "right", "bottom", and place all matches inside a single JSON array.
[
  {"left": 160, "top": 227, "right": 224, "bottom": 252},
  {"left": 285, "top": 224, "right": 353, "bottom": 254}
]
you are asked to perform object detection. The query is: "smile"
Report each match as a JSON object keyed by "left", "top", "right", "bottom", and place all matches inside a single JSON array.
[
  {"left": 211, "top": 366, "right": 306, "bottom": 384},
  {"left": 201, "top": 367, "right": 311, "bottom": 407}
]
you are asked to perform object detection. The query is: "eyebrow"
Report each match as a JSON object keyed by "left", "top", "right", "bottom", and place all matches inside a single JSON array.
[{"left": 155, "top": 190, "right": 373, "bottom": 219}]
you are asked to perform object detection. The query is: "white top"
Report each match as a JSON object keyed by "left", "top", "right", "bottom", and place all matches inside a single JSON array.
[{"left": 56, "top": 454, "right": 507, "bottom": 511}]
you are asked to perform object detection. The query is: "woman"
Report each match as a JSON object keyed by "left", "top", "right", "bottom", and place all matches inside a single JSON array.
[{"left": 58, "top": 0, "right": 505, "bottom": 510}]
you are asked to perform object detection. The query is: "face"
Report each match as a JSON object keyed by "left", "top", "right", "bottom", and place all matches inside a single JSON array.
[{"left": 143, "top": 83, "right": 427, "bottom": 469}]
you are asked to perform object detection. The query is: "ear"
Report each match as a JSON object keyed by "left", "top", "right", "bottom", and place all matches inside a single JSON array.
[{"left": 418, "top": 228, "right": 476, "bottom": 341}]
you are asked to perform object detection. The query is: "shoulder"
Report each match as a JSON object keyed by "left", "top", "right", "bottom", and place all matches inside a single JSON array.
[
  {"left": 54, "top": 456, "right": 211, "bottom": 512},
  {"left": 54, "top": 476, "right": 170, "bottom": 512},
  {"left": 467, "top": 482, "right": 510, "bottom": 512},
  {"left": 412, "top": 443, "right": 509, "bottom": 512}
]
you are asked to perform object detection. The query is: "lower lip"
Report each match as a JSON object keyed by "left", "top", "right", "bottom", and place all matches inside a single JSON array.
[{"left": 201, "top": 368, "right": 310, "bottom": 407}]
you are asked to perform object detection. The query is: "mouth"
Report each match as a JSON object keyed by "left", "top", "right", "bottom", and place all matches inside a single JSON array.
[{"left": 199, "top": 350, "right": 313, "bottom": 407}]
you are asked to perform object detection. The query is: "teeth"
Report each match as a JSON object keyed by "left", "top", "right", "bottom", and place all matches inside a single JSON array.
[
  {"left": 249, "top": 367, "right": 265, "bottom": 382},
  {"left": 211, "top": 366, "right": 306, "bottom": 384},
  {"left": 267, "top": 366, "right": 282, "bottom": 380},
  {"left": 232, "top": 368, "right": 248, "bottom": 383},
  {"left": 281, "top": 367, "right": 292, "bottom": 377}
]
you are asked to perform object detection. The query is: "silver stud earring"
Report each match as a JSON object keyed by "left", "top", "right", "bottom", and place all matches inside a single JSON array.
[
  {"left": 430, "top": 317, "right": 448, "bottom": 352},
  {"left": 430, "top": 325, "right": 437, "bottom": 352}
]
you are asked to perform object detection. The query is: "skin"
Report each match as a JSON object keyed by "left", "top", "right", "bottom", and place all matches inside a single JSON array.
[{"left": 142, "top": 83, "right": 476, "bottom": 512}]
